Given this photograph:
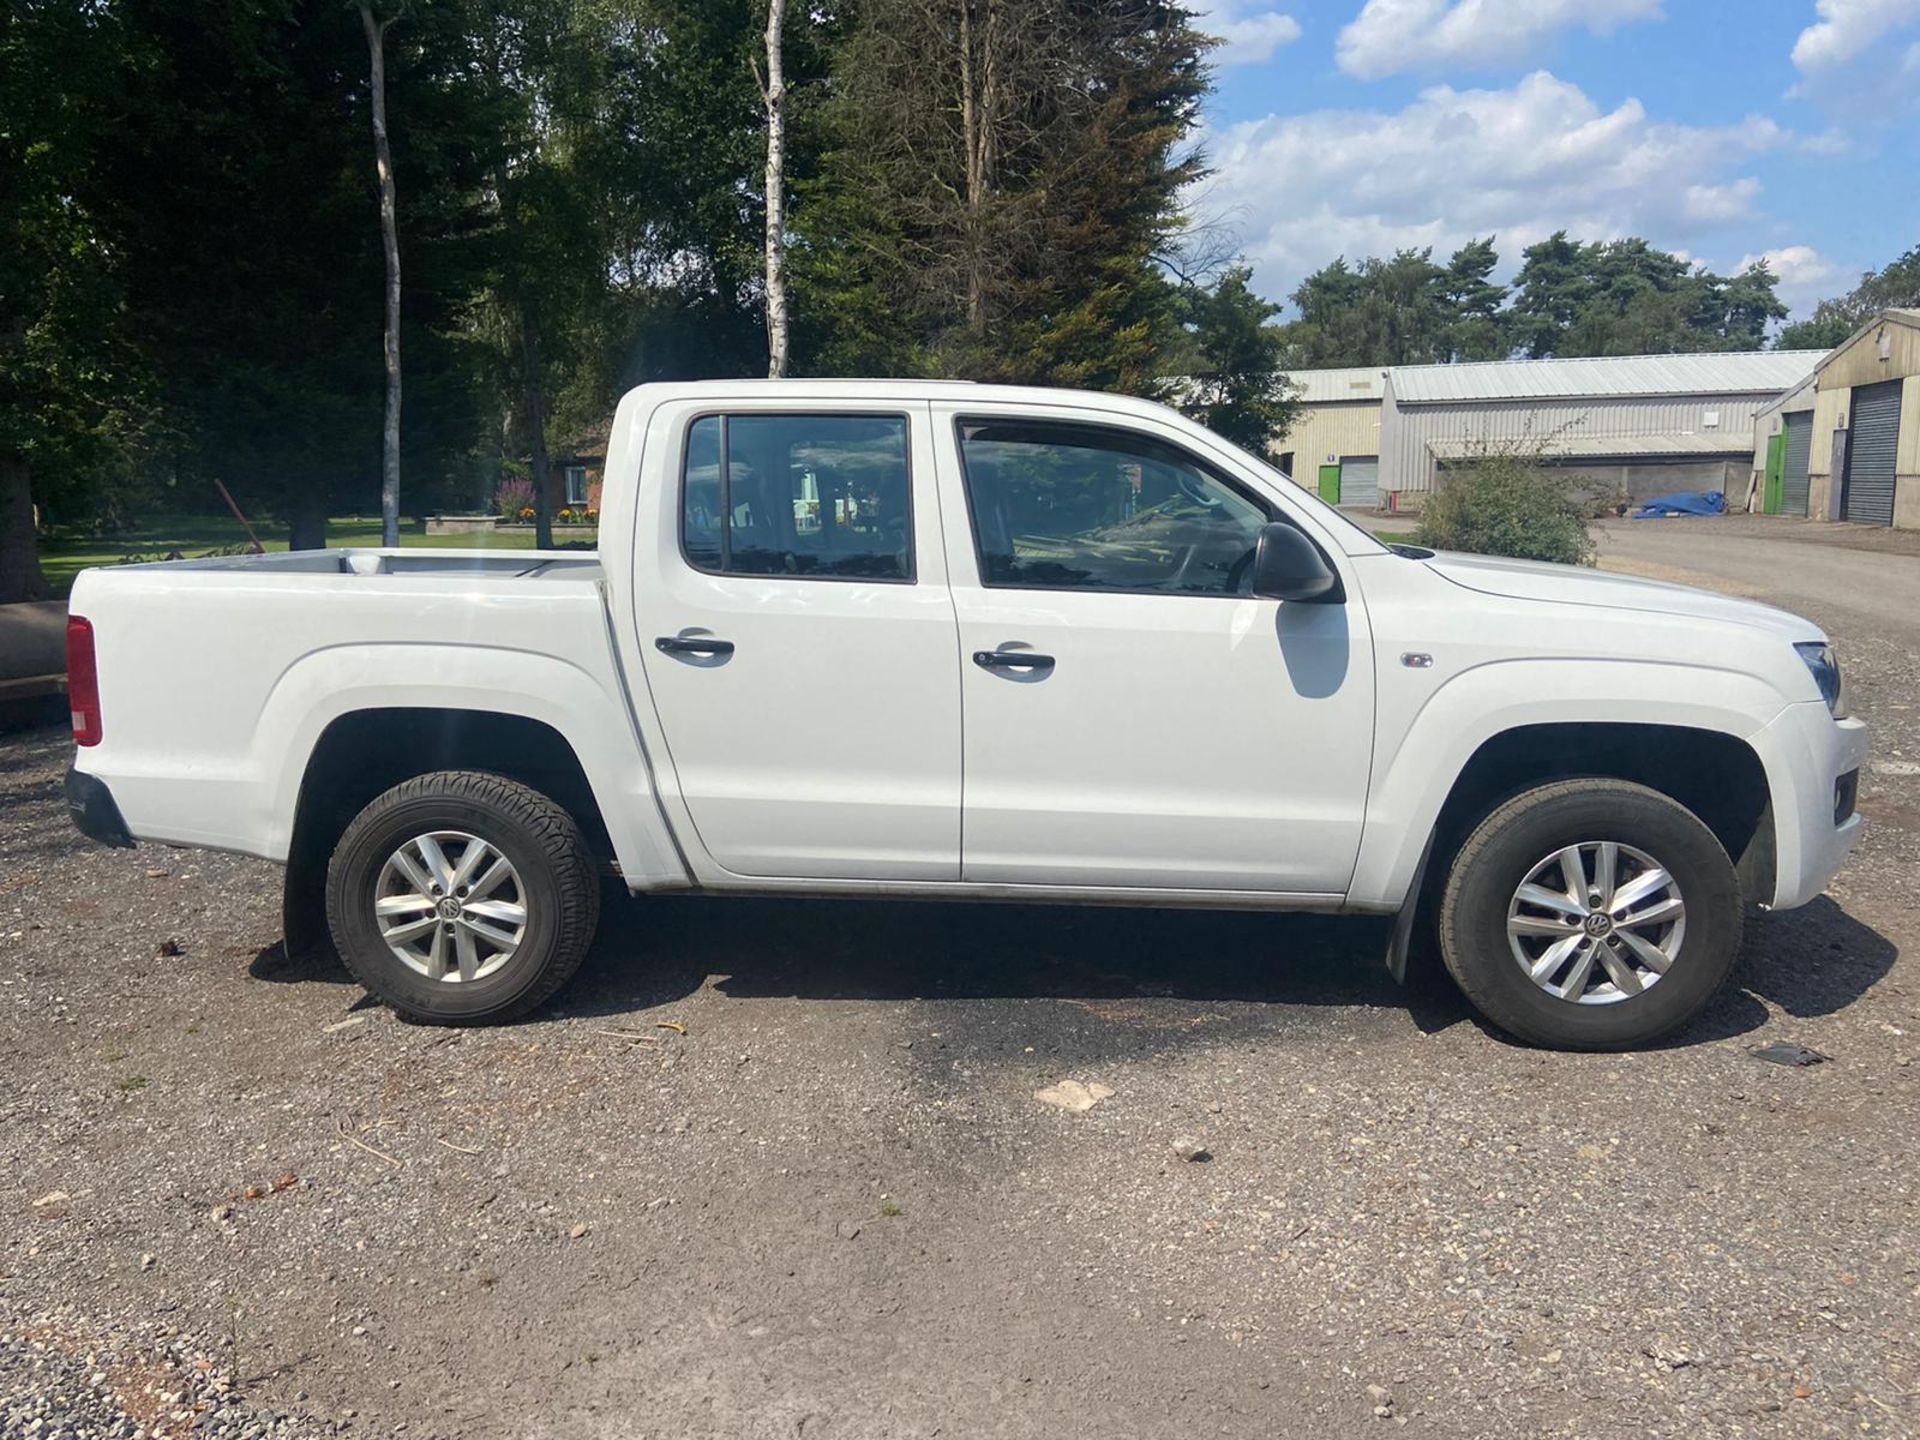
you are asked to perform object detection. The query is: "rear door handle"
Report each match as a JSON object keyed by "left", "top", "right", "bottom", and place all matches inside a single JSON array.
[
  {"left": 973, "top": 649, "right": 1054, "bottom": 673},
  {"left": 655, "top": 635, "right": 735, "bottom": 658}
]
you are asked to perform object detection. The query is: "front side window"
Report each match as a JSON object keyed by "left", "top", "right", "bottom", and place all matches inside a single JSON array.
[
  {"left": 957, "top": 419, "right": 1268, "bottom": 595},
  {"left": 682, "top": 414, "right": 913, "bottom": 581}
]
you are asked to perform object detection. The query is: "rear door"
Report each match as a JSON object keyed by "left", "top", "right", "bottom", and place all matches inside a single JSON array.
[
  {"left": 631, "top": 402, "right": 961, "bottom": 880},
  {"left": 932, "top": 406, "right": 1375, "bottom": 894}
]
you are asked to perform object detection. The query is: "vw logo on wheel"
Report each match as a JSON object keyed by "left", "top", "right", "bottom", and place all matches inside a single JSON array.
[{"left": 1582, "top": 911, "right": 1614, "bottom": 937}]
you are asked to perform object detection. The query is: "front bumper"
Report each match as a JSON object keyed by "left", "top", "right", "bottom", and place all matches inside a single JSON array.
[
  {"left": 1751, "top": 704, "right": 1869, "bottom": 910},
  {"left": 65, "top": 767, "right": 136, "bottom": 849}
]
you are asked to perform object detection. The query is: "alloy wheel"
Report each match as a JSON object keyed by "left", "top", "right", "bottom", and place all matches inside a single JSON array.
[{"left": 1506, "top": 841, "right": 1686, "bottom": 1005}]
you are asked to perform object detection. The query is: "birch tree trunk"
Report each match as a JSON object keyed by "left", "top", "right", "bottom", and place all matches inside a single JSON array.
[
  {"left": 957, "top": 0, "right": 998, "bottom": 334},
  {"left": 360, "top": 3, "right": 403, "bottom": 548},
  {"left": 762, "top": 0, "right": 790, "bottom": 378}
]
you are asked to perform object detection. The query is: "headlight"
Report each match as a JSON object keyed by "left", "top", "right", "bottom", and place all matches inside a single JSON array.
[{"left": 1794, "top": 641, "right": 1847, "bottom": 717}]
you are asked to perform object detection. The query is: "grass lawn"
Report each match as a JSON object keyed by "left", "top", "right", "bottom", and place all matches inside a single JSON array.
[{"left": 37, "top": 516, "right": 592, "bottom": 599}]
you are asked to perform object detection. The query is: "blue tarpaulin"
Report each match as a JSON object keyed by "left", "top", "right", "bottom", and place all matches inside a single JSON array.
[{"left": 1631, "top": 491, "right": 1726, "bottom": 519}]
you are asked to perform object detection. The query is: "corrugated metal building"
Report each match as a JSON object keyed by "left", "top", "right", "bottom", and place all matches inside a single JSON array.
[
  {"left": 1270, "top": 367, "right": 1385, "bottom": 507},
  {"left": 1803, "top": 309, "right": 1920, "bottom": 528},
  {"left": 1378, "top": 350, "right": 1826, "bottom": 504}
]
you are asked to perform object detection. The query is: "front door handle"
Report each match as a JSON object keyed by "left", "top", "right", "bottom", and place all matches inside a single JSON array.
[
  {"left": 973, "top": 649, "right": 1054, "bottom": 673},
  {"left": 655, "top": 635, "right": 735, "bottom": 658}
]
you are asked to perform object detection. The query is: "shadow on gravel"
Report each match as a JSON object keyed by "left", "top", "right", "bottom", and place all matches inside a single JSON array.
[
  {"left": 1734, "top": 896, "right": 1899, "bottom": 1020},
  {"left": 240, "top": 874, "right": 1894, "bottom": 1055},
  {"left": 557, "top": 892, "right": 1458, "bottom": 1020},
  {"left": 248, "top": 890, "right": 1482, "bottom": 1059}
]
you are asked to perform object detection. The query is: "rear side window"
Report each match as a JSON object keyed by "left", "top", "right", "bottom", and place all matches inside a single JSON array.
[
  {"left": 956, "top": 418, "right": 1268, "bottom": 595},
  {"left": 682, "top": 414, "right": 913, "bottom": 581}
]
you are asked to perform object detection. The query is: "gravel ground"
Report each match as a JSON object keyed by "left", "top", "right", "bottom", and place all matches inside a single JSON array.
[{"left": 3, "top": 521, "right": 1917, "bottom": 1438}]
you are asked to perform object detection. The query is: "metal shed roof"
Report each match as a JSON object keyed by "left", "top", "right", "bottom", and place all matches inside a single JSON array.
[
  {"left": 1288, "top": 366, "right": 1387, "bottom": 404},
  {"left": 1753, "top": 372, "right": 1817, "bottom": 421},
  {"left": 1390, "top": 350, "right": 1827, "bottom": 405},
  {"left": 1428, "top": 431, "right": 1751, "bottom": 461}
]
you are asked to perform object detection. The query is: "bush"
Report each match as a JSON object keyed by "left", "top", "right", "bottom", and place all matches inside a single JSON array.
[
  {"left": 1415, "top": 442, "right": 1596, "bottom": 566},
  {"left": 494, "top": 477, "right": 536, "bottom": 520}
]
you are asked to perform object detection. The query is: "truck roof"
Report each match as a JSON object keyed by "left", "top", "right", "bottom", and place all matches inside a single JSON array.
[{"left": 618, "top": 377, "right": 1190, "bottom": 421}]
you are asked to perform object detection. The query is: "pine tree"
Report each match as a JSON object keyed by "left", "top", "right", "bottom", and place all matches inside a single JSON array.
[{"left": 794, "top": 0, "right": 1209, "bottom": 391}]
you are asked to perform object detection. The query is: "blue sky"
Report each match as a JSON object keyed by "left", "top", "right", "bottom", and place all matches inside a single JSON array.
[{"left": 1188, "top": 0, "right": 1920, "bottom": 320}]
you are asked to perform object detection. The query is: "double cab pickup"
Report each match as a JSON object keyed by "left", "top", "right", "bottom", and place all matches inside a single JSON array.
[{"left": 65, "top": 381, "right": 1868, "bottom": 1048}]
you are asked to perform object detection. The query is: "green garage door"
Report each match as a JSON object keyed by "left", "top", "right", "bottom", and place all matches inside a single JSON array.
[
  {"left": 1844, "top": 380, "right": 1901, "bottom": 526},
  {"left": 1781, "top": 412, "right": 1812, "bottom": 518}
]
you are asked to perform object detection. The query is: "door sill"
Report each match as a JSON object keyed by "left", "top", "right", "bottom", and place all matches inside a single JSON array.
[{"left": 631, "top": 875, "right": 1350, "bottom": 912}]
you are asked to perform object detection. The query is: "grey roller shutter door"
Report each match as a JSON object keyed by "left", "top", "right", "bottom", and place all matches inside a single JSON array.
[
  {"left": 1844, "top": 380, "right": 1901, "bottom": 526},
  {"left": 1339, "top": 456, "right": 1379, "bottom": 507},
  {"left": 1781, "top": 412, "right": 1812, "bottom": 517}
]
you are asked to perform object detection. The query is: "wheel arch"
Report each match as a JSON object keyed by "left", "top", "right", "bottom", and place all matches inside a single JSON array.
[
  {"left": 1424, "top": 722, "right": 1773, "bottom": 900},
  {"left": 280, "top": 702, "right": 681, "bottom": 960},
  {"left": 1350, "top": 653, "right": 1792, "bottom": 913}
]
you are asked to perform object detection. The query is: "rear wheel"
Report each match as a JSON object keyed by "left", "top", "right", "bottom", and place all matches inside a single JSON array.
[
  {"left": 1438, "top": 779, "right": 1743, "bottom": 1050},
  {"left": 324, "top": 771, "right": 599, "bottom": 1025}
]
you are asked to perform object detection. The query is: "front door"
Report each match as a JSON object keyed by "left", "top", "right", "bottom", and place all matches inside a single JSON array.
[
  {"left": 632, "top": 403, "right": 961, "bottom": 880},
  {"left": 934, "top": 409, "right": 1375, "bottom": 894}
]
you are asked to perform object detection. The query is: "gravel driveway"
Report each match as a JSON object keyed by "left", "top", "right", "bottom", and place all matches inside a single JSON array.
[{"left": 4, "top": 519, "right": 1917, "bottom": 1439}]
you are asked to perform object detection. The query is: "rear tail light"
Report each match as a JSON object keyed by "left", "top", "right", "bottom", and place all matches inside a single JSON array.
[{"left": 66, "top": 616, "right": 102, "bottom": 746}]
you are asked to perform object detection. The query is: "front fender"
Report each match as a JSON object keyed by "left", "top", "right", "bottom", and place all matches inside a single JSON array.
[{"left": 1347, "top": 657, "right": 1787, "bottom": 909}]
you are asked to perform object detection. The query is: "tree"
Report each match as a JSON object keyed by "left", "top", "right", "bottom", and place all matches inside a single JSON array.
[
  {"left": 761, "top": 0, "right": 791, "bottom": 377},
  {"left": 1282, "top": 248, "right": 1454, "bottom": 367},
  {"left": 0, "top": 2, "right": 150, "bottom": 601},
  {"left": 1167, "top": 267, "right": 1297, "bottom": 451},
  {"left": 795, "top": 0, "right": 1210, "bottom": 392},
  {"left": 1504, "top": 232, "right": 1589, "bottom": 359},
  {"left": 1780, "top": 244, "right": 1920, "bottom": 350},
  {"left": 358, "top": 2, "right": 405, "bottom": 547},
  {"left": 459, "top": 0, "right": 615, "bottom": 549},
  {"left": 1438, "top": 237, "right": 1508, "bottom": 361},
  {"left": 1511, "top": 234, "right": 1784, "bottom": 358},
  {"left": 86, "top": 0, "right": 498, "bottom": 548}
]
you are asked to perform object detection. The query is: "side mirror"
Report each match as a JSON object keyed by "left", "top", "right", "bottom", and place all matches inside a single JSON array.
[{"left": 1249, "top": 522, "right": 1342, "bottom": 603}]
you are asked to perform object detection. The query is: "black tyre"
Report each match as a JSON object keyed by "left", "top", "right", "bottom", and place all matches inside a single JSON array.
[
  {"left": 324, "top": 771, "right": 600, "bottom": 1025},
  {"left": 1438, "top": 779, "right": 1743, "bottom": 1051}
]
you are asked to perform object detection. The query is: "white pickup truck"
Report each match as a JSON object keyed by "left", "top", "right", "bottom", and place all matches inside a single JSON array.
[{"left": 64, "top": 380, "right": 1867, "bottom": 1048}]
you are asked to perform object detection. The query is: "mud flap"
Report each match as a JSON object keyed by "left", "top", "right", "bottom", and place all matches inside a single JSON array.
[
  {"left": 1384, "top": 830, "right": 1436, "bottom": 984},
  {"left": 281, "top": 855, "right": 333, "bottom": 963}
]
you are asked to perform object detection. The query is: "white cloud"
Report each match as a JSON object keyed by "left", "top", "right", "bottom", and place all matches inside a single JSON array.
[
  {"left": 1191, "top": 2, "right": 1304, "bottom": 66},
  {"left": 1738, "top": 245, "right": 1851, "bottom": 316},
  {"left": 1336, "top": 0, "right": 1664, "bottom": 80},
  {"left": 1195, "top": 72, "right": 1801, "bottom": 307},
  {"left": 1791, "top": 0, "right": 1920, "bottom": 70}
]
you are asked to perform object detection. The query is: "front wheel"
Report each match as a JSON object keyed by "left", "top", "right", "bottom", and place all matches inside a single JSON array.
[
  {"left": 324, "top": 771, "right": 600, "bottom": 1025},
  {"left": 1438, "top": 779, "right": 1743, "bottom": 1050}
]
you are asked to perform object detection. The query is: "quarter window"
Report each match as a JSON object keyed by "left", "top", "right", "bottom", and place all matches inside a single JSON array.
[
  {"left": 956, "top": 419, "right": 1268, "bottom": 595},
  {"left": 683, "top": 414, "right": 913, "bottom": 581}
]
